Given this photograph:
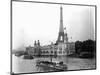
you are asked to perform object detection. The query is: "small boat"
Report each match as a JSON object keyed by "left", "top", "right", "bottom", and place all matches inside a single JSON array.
[
  {"left": 36, "top": 60, "right": 67, "bottom": 71},
  {"left": 23, "top": 55, "right": 34, "bottom": 59}
]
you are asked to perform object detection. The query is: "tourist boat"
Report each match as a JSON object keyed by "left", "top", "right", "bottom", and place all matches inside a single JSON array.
[{"left": 36, "top": 60, "right": 67, "bottom": 71}]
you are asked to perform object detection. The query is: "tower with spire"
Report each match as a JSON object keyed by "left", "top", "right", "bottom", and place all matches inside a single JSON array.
[
  {"left": 57, "top": 6, "right": 64, "bottom": 44},
  {"left": 56, "top": 6, "right": 67, "bottom": 56},
  {"left": 64, "top": 27, "right": 68, "bottom": 43}
]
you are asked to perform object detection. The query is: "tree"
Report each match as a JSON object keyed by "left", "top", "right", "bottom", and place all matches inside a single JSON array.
[
  {"left": 75, "top": 41, "right": 82, "bottom": 54},
  {"left": 75, "top": 39, "right": 96, "bottom": 58}
]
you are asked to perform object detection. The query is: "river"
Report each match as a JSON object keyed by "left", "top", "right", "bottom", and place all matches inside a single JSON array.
[{"left": 12, "top": 55, "right": 96, "bottom": 73}]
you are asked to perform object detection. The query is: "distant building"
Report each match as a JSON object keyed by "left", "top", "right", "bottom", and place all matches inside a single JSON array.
[
  {"left": 26, "top": 45, "right": 34, "bottom": 56},
  {"left": 40, "top": 43, "right": 57, "bottom": 56},
  {"left": 26, "top": 40, "right": 41, "bottom": 56}
]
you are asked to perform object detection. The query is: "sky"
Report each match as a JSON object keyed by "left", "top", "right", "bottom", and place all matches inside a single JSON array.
[{"left": 12, "top": 1, "right": 95, "bottom": 49}]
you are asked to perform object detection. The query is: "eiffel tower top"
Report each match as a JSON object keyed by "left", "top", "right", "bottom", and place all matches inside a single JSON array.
[{"left": 59, "top": 6, "right": 64, "bottom": 33}]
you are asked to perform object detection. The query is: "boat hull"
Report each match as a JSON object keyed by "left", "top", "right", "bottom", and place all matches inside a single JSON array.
[{"left": 36, "top": 61, "right": 67, "bottom": 71}]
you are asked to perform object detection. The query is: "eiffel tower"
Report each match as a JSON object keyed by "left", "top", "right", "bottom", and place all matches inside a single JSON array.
[{"left": 56, "top": 6, "right": 64, "bottom": 44}]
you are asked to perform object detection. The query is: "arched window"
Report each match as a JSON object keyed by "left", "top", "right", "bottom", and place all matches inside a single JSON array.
[
  {"left": 54, "top": 51, "right": 57, "bottom": 54},
  {"left": 46, "top": 51, "right": 49, "bottom": 53},
  {"left": 59, "top": 47, "right": 62, "bottom": 50},
  {"left": 59, "top": 51, "right": 62, "bottom": 54},
  {"left": 43, "top": 51, "right": 45, "bottom": 54},
  {"left": 51, "top": 51, "right": 53, "bottom": 53}
]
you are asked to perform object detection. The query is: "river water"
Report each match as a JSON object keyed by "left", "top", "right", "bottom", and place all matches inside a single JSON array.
[{"left": 12, "top": 55, "right": 96, "bottom": 73}]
